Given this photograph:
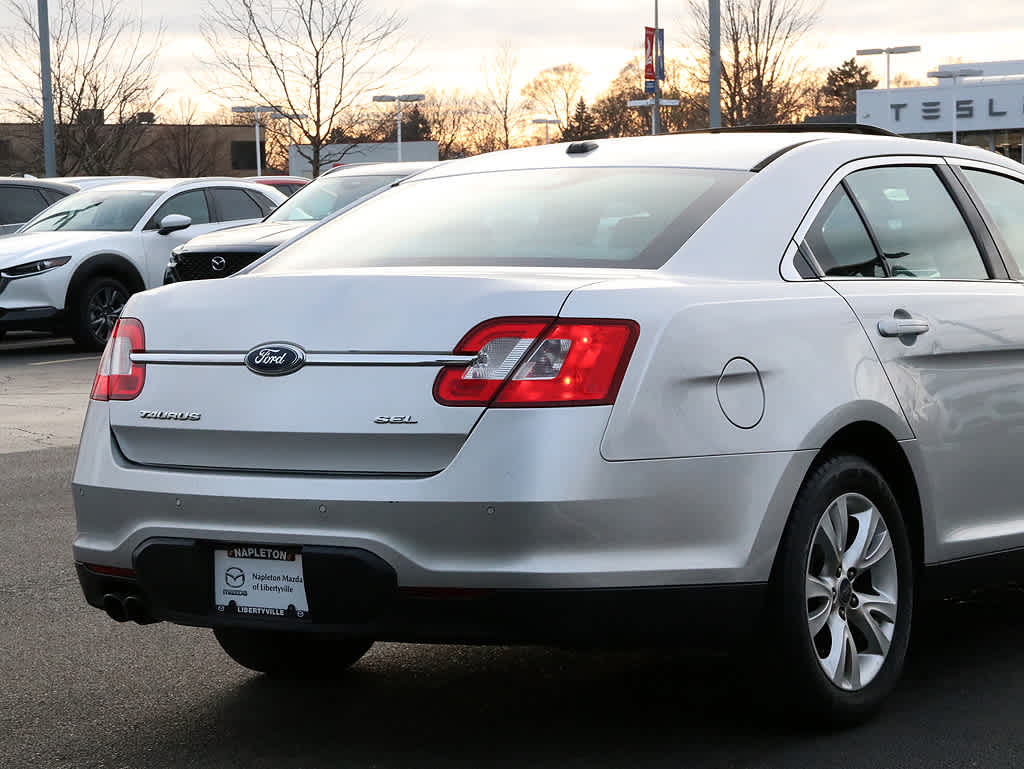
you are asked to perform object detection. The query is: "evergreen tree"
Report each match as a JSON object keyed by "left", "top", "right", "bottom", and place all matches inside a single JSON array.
[
  {"left": 561, "top": 98, "right": 600, "bottom": 141},
  {"left": 817, "top": 58, "right": 879, "bottom": 116}
]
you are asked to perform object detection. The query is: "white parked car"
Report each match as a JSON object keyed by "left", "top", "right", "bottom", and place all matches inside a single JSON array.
[{"left": 0, "top": 178, "right": 285, "bottom": 348}]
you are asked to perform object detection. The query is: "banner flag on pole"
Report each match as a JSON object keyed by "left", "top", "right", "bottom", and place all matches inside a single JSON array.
[
  {"left": 644, "top": 27, "right": 656, "bottom": 81},
  {"left": 655, "top": 28, "right": 665, "bottom": 80}
]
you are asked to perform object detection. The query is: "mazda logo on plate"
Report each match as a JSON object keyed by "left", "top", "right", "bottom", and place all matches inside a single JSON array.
[
  {"left": 224, "top": 567, "right": 245, "bottom": 588},
  {"left": 245, "top": 342, "right": 306, "bottom": 376},
  {"left": 211, "top": 256, "right": 227, "bottom": 272}
]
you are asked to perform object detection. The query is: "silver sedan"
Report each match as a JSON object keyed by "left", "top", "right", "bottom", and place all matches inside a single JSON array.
[{"left": 73, "top": 128, "right": 1024, "bottom": 725}]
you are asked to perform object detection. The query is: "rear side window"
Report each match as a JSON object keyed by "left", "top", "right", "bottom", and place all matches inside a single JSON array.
[
  {"left": 210, "top": 188, "right": 265, "bottom": 221},
  {"left": 147, "top": 190, "right": 211, "bottom": 229},
  {"left": 961, "top": 169, "right": 1024, "bottom": 275},
  {"left": 0, "top": 186, "right": 49, "bottom": 224},
  {"left": 845, "top": 166, "right": 987, "bottom": 280},
  {"left": 254, "top": 168, "right": 751, "bottom": 273},
  {"left": 803, "top": 187, "right": 883, "bottom": 277}
]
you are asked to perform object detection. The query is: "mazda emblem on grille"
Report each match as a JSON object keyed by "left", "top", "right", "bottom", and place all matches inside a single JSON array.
[
  {"left": 211, "top": 256, "right": 227, "bottom": 272},
  {"left": 245, "top": 343, "right": 306, "bottom": 376}
]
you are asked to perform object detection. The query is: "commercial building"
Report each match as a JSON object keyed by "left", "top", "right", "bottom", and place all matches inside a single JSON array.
[
  {"left": 0, "top": 121, "right": 276, "bottom": 177},
  {"left": 857, "top": 60, "right": 1024, "bottom": 160},
  {"left": 287, "top": 141, "right": 439, "bottom": 177},
  {"left": 857, "top": 60, "right": 1024, "bottom": 159}
]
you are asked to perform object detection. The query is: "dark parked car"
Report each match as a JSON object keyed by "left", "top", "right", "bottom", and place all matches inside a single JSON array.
[
  {"left": 165, "top": 162, "right": 438, "bottom": 283},
  {"left": 246, "top": 175, "right": 310, "bottom": 197},
  {"left": 0, "top": 178, "right": 78, "bottom": 235}
]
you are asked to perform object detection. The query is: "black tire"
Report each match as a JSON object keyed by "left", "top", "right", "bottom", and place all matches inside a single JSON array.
[
  {"left": 70, "top": 275, "right": 131, "bottom": 351},
  {"left": 213, "top": 627, "right": 373, "bottom": 677},
  {"left": 769, "top": 454, "right": 914, "bottom": 727}
]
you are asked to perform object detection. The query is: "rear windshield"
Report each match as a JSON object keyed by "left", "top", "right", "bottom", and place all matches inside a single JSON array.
[
  {"left": 266, "top": 174, "right": 404, "bottom": 222},
  {"left": 253, "top": 167, "right": 750, "bottom": 272}
]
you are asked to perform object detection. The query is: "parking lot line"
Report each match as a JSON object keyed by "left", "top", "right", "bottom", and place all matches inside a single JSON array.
[{"left": 28, "top": 355, "right": 100, "bottom": 366}]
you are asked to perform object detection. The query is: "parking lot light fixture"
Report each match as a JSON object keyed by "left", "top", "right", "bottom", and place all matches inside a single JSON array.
[
  {"left": 532, "top": 117, "right": 559, "bottom": 145},
  {"left": 855, "top": 45, "right": 922, "bottom": 89},
  {"left": 373, "top": 94, "right": 426, "bottom": 161},
  {"left": 927, "top": 68, "right": 984, "bottom": 143},
  {"left": 231, "top": 105, "right": 307, "bottom": 176}
]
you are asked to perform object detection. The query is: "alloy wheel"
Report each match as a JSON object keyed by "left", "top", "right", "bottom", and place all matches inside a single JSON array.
[
  {"left": 806, "top": 492, "right": 898, "bottom": 691},
  {"left": 87, "top": 286, "right": 126, "bottom": 344}
]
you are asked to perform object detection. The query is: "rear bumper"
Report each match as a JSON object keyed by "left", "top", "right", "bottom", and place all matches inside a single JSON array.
[
  {"left": 74, "top": 403, "right": 814, "bottom": 595},
  {"left": 77, "top": 544, "right": 766, "bottom": 645}
]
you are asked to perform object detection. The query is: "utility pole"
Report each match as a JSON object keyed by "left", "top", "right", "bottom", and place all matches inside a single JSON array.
[
  {"left": 709, "top": 0, "right": 721, "bottom": 128},
  {"left": 652, "top": 0, "right": 660, "bottom": 135},
  {"left": 37, "top": 0, "right": 56, "bottom": 177}
]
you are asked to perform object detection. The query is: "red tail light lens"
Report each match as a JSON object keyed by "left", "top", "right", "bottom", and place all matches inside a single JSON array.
[
  {"left": 434, "top": 317, "right": 639, "bottom": 407},
  {"left": 90, "top": 318, "right": 146, "bottom": 401}
]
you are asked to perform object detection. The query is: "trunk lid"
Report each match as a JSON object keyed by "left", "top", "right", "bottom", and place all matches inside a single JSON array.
[{"left": 110, "top": 268, "right": 605, "bottom": 474}]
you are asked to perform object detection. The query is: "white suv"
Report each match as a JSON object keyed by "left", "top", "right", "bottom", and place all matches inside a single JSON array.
[{"left": 0, "top": 178, "right": 285, "bottom": 348}]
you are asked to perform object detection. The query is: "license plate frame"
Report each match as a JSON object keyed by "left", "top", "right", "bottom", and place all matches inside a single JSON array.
[{"left": 213, "top": 544, "right": 311, "bottom": 621}]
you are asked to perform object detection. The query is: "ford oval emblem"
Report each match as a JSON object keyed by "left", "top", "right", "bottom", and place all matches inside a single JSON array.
[{"left": 245, "top": 342, "right": 306, "bottom": 376}]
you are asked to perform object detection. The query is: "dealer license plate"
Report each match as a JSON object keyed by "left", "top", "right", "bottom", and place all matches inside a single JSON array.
[{"left": 213, "top": 545, "right": 310, "bottom": 620}]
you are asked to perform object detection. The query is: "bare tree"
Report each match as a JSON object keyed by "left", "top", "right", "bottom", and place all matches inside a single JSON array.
[
  {"left": 480, "top": 44, "right": 525, "bottom": 150},
  {"left": 521, "top": 63, "right": 586, "bottom": 132},
  {"left": 152, "top": 99, "right": 218, "bottom": 176},
  {"left": 0, "top": 0, "right": 164, "bottom": 174},
  {"left": 200, "top": 0, "right": 408, "bottom": 177},
  {"left": 418, "top": 90, "right": 474, "bottom": 159},
  {"left": 687, "top": 0, "right": 820, "bottom": 126}
]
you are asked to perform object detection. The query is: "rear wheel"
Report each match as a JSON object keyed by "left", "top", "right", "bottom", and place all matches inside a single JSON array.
[
  {"left": 70, "top": 276, "right": 131, "bottom": 351},
  {"left": 213, "top": 627, "right": 373, "bottom": 677},
  {"left": 770, "top": 454, "right": 914, "bottom": 726}
]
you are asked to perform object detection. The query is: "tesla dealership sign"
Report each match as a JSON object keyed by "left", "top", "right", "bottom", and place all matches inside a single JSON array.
[{"left": 857, "top": 80, "right": 1024, "bottom": 134}]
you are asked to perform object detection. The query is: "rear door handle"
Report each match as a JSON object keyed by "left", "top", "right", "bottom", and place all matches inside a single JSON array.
[{"left": 877, "top": 317, "right": 930, "bottom": 337}]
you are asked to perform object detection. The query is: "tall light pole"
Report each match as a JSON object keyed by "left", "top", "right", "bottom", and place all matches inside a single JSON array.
[
  {"left": 37, "top": 0, "right": 55, "bottom": 177},
  {"left": 927, "top": 67, "right": 984, "bottom": 144},
  {"left": 709, "top": 0, "right": 720, "bottom": 128},
  {"left": 231, "top": 105, "right": 306, "bottom": 176},
  {"left": 373, "top": 94, "right": 426, "bottom": 161},
  {"left": 532, "top": 117, "right": 559, "bottom": 144},
  {"left": 855, "top": 45, "right": 922, "bottom": 89},
  {"left": 651, "top": 0, "right": 660, "bottom": 135}
]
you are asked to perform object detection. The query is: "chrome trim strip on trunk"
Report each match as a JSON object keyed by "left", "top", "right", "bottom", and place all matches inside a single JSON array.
[{"left": 131, "top": 352, "right": 477, "bottom": 366}]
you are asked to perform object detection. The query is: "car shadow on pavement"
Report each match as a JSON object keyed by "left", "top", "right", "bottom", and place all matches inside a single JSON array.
[{"left": 94, "top": 587, "right": 1024, "bottom": 769}]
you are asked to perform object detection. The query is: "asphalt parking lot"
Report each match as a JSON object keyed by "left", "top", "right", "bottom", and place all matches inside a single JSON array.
[{"left": 5, "top": 332, "right": 1024, "bottom": 768}]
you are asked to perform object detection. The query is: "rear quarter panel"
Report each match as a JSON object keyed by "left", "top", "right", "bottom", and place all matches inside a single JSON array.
[{"left": 558, "top": 276, "right": 911, "bottom": 460}]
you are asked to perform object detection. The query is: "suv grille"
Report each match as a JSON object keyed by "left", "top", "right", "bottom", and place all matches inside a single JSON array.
[{"left": 172, "top": 252, "right": 265, "bottom": 281}]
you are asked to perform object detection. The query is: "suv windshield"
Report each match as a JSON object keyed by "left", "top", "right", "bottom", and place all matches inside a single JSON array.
[
  {"left": 21, "top": 189, "right": 160, "bottom": 232},
  {"left": 254, "top": 167, "right": 750, "bottom": 272},
  {"left": 266, "top": 175, "right": 404, "bottom": 223}
]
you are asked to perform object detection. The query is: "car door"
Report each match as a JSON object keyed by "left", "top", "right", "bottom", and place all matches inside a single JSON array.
[
  {"left": 207, "top": 187, "right": 276, "bottom": 228},
  {"left": 0, "top": 184, "right": 51, "bottom": 235},
  {"left": 799, "top": 156, "right": 1024, "bottom": 563},
  {"left": 139, "top": 189, "right": 222, "bottom": 287}
]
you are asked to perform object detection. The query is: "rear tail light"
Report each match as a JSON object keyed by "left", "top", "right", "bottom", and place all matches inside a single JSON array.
[
  {"left": 90, "top": 318, "right": 146, "bottom": 401},
  {"left": 434, "top": 317, "right": 639, "bottom": 407}
]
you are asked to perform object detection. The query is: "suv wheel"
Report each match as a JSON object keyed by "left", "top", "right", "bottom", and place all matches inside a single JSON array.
[
  {"left": 71, "top": 276, "right": 130, "bottom": 351},
  {"left": 213, "top": 627, "right": 374, "bottom": 677},
  {"left": 770, "top": 454, "right": 914, "bottom": 726}
]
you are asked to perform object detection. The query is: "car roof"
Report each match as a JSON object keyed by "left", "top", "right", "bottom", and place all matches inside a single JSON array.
[
  {"left": 82, "top": 177, "right": 282, "bottom": 194},
  {"left": 246, "top": 175, "right": 308, "bottom": 183},
  {"left": 322, "top": 161, "right": 440, "bottom": 178},
  {"left": 411, "top": 132, "right": 1020, "bottom": 180},
  {"left": 0, "top": 177, "right": 78, "bottom": 193}
]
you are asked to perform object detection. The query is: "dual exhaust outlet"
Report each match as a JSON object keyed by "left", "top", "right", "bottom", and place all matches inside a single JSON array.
[{"left": 102, "top": 592, "right": 156, "bottom": 625}]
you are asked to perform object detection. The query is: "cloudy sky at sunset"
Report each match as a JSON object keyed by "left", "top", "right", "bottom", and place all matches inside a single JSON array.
[{"left": 5, "top": 0, "right": 1024, "bottom": 114}]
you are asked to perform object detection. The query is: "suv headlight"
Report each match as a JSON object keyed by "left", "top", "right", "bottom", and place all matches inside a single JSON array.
[{"left": 0, "top": 255, "right": 72, "bottom": 279}]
